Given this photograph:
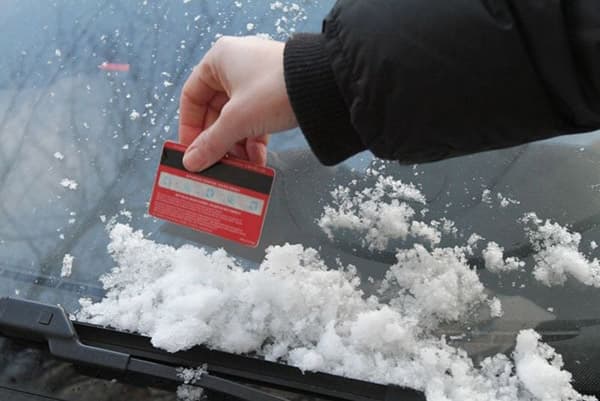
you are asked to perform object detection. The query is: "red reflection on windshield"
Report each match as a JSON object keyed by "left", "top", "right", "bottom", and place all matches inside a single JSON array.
[{"left": 98, "top": 62, "right": 130, "bottom": 72}]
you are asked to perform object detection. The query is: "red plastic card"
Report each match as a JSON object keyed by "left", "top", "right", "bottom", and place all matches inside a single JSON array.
[{"left": 148, "top": 141, "right": 275, "bottom": 247}]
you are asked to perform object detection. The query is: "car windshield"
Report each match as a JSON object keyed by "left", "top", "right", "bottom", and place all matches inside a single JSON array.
[{"left": 2, "top": 1, "right": 600, "bottom": 400}]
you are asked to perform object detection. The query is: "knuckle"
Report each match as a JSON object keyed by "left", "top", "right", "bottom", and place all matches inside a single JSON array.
[
  {"left": 221, "top": 103, "right": 246, "bottom": 132},
  {"left": 213, "top": 35, "right": 232, "bottom": 52},
  {"left": 200, "top": 134, "right": 222, "bottom": 157}
]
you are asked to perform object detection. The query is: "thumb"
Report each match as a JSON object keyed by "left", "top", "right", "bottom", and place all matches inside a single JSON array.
[{"left": 182, "top": 104, "right": 245, "bottom": 171}]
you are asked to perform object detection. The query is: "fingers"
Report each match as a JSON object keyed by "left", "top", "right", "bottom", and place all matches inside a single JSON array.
[
  {"left": 182, "top": 101, "right": 245, "bottom": 171},
  {"left": 246, "top": 135, "right": 269, "bottom": 166},
  {"left": 229, "top": 142, "right": 249, "bottom": 160},
  {"left": 178, "top": 60, "right": 229, "bottom": 146},
  {"left": 178, "top": 36, "right": 290, "bottom": 170}
]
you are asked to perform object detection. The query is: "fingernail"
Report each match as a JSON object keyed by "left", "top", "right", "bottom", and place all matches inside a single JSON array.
[{"left": 183, "top": 147, "right": 205, "bottom": 171}]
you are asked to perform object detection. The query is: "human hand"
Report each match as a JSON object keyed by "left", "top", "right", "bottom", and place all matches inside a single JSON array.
[{"left": 179, "top": 36, "right": 298, "bottom": 171}]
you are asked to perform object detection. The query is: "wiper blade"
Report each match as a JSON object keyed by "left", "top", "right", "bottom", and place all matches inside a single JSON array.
[
  {"left": 74, "top": 323, "right": 425, "bottom": 401},
  {"left": 0, "top": 297, "right": 288, "bottom": 401}
]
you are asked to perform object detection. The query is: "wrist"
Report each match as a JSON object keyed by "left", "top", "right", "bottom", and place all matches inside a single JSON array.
[{"left": 284, "top": 33, "right": 365, "bottom": 165}]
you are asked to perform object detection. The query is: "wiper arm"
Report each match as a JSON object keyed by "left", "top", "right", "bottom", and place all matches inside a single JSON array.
[{"left": 0, "top": 297, "right": 288, "bottom": 401}]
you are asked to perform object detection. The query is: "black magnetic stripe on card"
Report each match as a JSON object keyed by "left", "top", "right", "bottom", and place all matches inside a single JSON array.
[{"left": 160, "top": 147, "right": 274, "bottom": 195}]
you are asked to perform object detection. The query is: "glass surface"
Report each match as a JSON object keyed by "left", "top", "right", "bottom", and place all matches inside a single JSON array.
[
  {"left": 0, "top": 0, "right": 333, "bottom": 399},
  {"left": 0, "top": 0, "right": 334, "bottom": 310},
  {"left": 2, "top": 0, "right": 600, "bottom": 398}
]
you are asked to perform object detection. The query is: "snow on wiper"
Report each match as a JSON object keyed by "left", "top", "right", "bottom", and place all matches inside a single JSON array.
[{"left": 0, "top": 297, "right": 289, "bottom": 401}]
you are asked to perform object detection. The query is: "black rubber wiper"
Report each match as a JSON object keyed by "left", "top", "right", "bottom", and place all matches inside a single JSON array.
[{"left": 0, "top": 297, "right": 288, "bottom": 401}]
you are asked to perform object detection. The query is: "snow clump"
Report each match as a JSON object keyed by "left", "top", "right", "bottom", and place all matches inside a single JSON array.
[
  {"left": 60, "top": 178, "right": 78, "bottom": 190},
  {"left": 318, "top": 171, "right": 445, "bottom": 251},
  {"left": 523, "top": 213, "right": 600, "bottom": 287},
  {"left": 514, "top": 330, "right": 596, "bottom": 401},
  {"left": 61, "top": 254, "right": 74, "bottom": 278},
  {"left": 483, "top": 242, "right": 525, "bottom": 273}
]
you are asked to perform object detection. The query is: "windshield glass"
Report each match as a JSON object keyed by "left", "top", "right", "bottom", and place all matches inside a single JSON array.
[{"left": 2, "top": 1, "right": 600, "bottom": 400}]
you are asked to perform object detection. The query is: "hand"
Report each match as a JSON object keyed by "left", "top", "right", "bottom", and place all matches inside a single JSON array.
[{"left": 179, "top": 36, "right": 298, "bottom": 171}]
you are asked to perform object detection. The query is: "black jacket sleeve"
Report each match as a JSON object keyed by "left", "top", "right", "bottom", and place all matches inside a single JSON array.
[{"left": 283, "top": 0, "right": 600, "bottom": 165}]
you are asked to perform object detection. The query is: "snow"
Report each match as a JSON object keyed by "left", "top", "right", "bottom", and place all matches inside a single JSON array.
[
  {"left": 176, "top": 366, "right": 206, "bottom": 399},
  {"left": 482, "top": 189, "right": 492, "bottom": 204},
  {"left": 468, "top": 233, "right": 484, "bottom": 247},
  {"left": 497, "top": 193, "right": 520, "bottom": 208},
  {"left": 488, "top": 297, "right": 503, "bottom": 318},
  {"left": 514, "top": 330, "right": 595, "bottom": 401},
  {"left": 53, "top": 151, "right": 64, "bottom": 160},
  {"left": 483, "top": 242, "right": 524, "bottom": 273},
  {"left": 75, "top": 171, "right": 596, "bottom": 401},
  {"left": 61, "top": 254, "right": 74, "bottom": 278},
  {"left": 76, "top": 221, "right": 595, "bottom": 401},
  {"left": 60, "top": 178, "right": 78, "bottom": 190},
  {"left": 318, "top": 172, "right": 434, "bottom": 251},
  {"left": 481, "top": 189, "right": 520, "bottom": 208},
  {"left": 382, "top": 244, "right": 487, "bottom": 323},
  {"left": 176, "top": 386, "right": 203, "bottom": 401},
  {"left": 129, "top": 110, "right": 140, "bottom": 120},
  {"left": 523, "top": 213, "right": 600, "bottom": 287},
  {"left": 119, "top": 209, "right": 132, "bottom": 220}
]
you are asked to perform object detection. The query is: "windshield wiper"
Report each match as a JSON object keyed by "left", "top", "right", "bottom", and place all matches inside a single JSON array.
[
  {"left": 0, "top": 297, "right": 425, "bottom": 401},
  {"left": 0, "top": 297, "right": 287, "bottom": 401}
]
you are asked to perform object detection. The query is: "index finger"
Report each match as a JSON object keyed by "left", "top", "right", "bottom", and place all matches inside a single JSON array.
[{"left": 178, "top": 62, "right": 227, "bottom": 146}]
